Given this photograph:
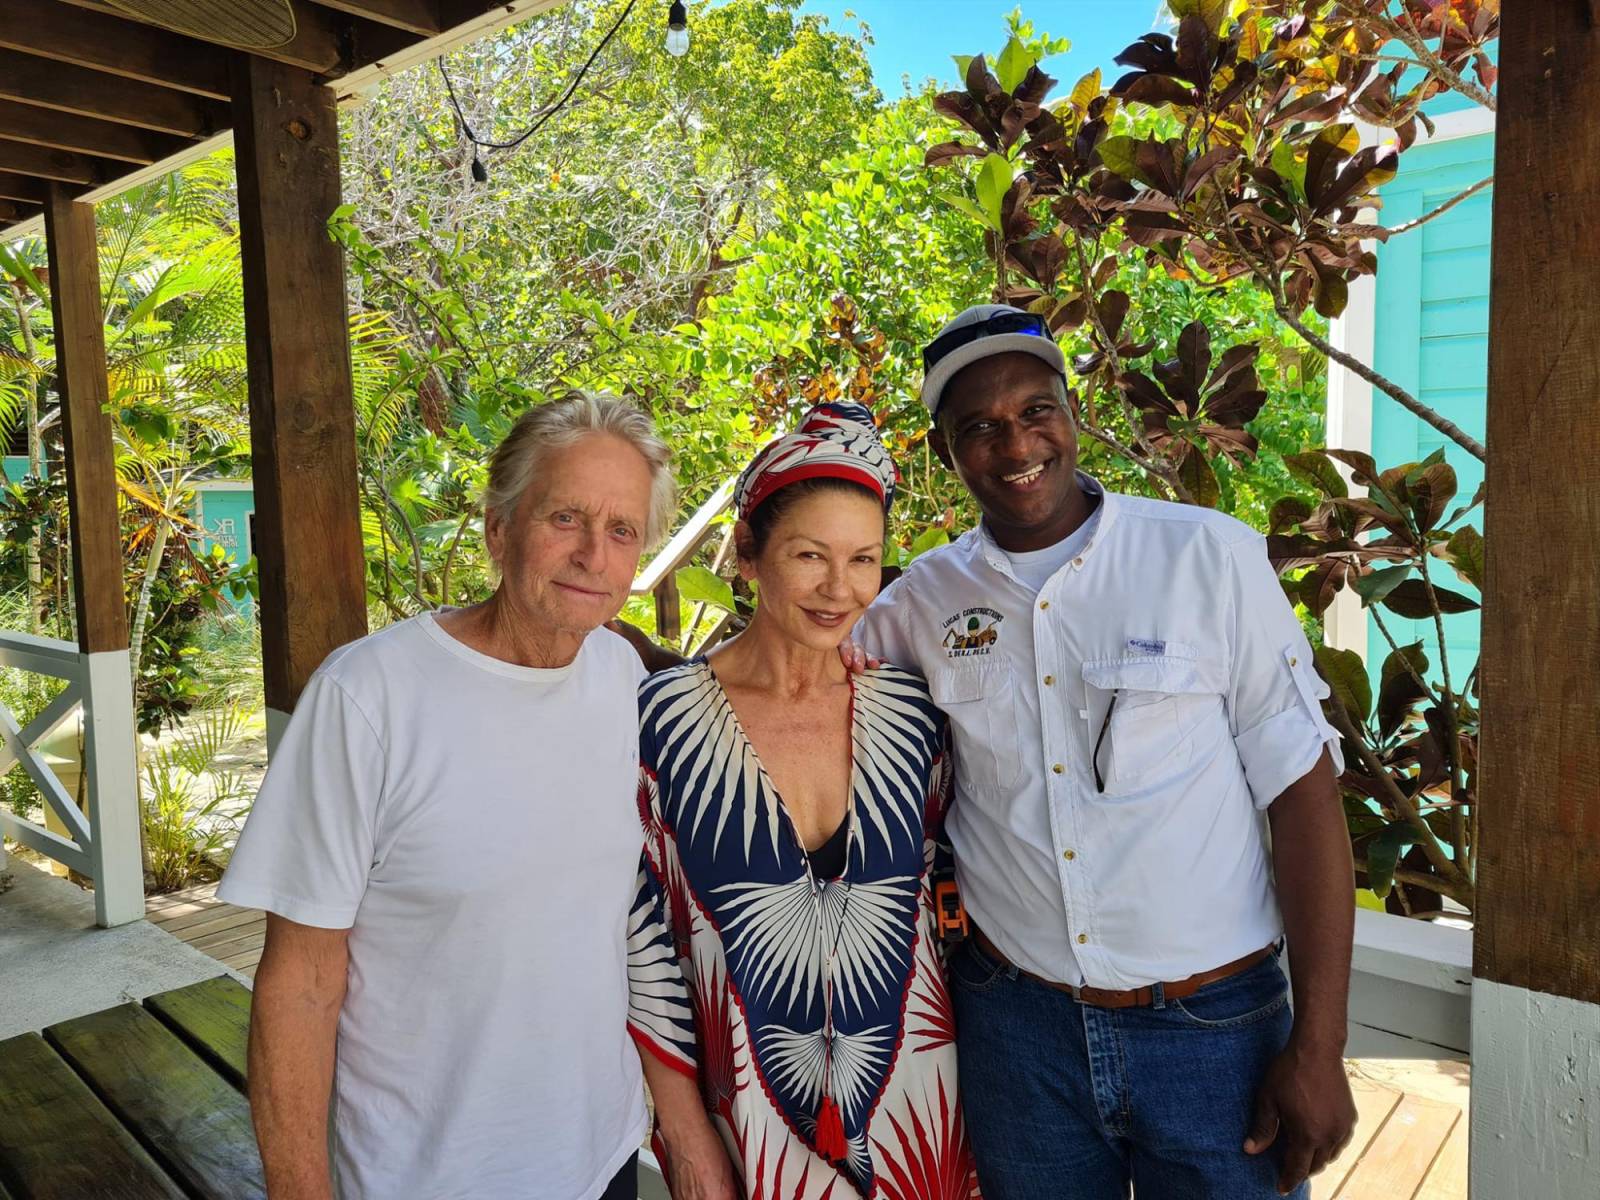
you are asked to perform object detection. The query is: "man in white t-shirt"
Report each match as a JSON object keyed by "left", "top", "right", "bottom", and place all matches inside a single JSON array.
[{"left": 219, "top": 394, "right": 676, "bottom": 1200}]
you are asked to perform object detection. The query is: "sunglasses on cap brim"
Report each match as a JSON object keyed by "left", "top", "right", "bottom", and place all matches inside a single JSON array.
[{"left": 923, "top": 310, "right": 1055, "bottom": 374}]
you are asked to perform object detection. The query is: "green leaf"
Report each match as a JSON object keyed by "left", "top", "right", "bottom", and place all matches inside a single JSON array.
[
  {"left": 1351, "top": 564, "right": 1410, "bottom": 606},
  {"left": 0, "top": 244, "right": 44, "bottom": 299},
  {"left": 952, "top": 54, "right": 976, "bottom": 81},
  {"left": 939, "top": 191, "right": 995, "bottom": 230},
  {"left": 1283, "top": 451, "right": 1349, "bottom": 499},
  {"left": 908, "top": 526, "right": 951, "bottom": 561},
  {"left": 995, "top": 35, "right": 1037, "bottom": 94},
  {"left": 1069, "top": 68, "right": 1102, "bottom": 111},
  {"left": 1096, "top": 134, "right": 1139, "bottom": 180},
  {"left": 974, "top": 153, "right": 1015, "bottom": 229},
  {"left": 1363, "top": 821, "right": 1417, "bottom": 898},
  {"left": 675, "top": 566, "right": 736, "bottom": 614},
  {"left": 1270, "top": 138, "right": 1304, "bottom": 201},
  {"left": 1444, "top": 526, "right": 1484, "bottom": 589},
  {"left": 1315, "top": 644, "right": 1371, "bottom": 722}
]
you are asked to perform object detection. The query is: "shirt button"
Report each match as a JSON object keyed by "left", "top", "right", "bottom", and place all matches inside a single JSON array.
[
  {"left": 1077, "top": 933, "right": 1089, "bottom": 945},
  {"left": 1073, "top": 557, "right": 1084, "bottom": 568},
  {"left": 1052, "top": 763, "right": 1065, "bottom": 774},
  {"left": 1043, "top": 674, "right": 1055, "bottom": 686},
  {"left": 1062, "top": 849, "right": 1076, "bottom": 861},
  {"left": 1039, "top": 600, "right": 1050, "bottom": 611},
  {"left": 1290, "top": 656, "right": 1299, "bottom": 667}
]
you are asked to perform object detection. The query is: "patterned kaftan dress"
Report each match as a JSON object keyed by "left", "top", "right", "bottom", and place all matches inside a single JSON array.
[{"left": 627, "top": 661, "right": 978, "bottom": 1200}]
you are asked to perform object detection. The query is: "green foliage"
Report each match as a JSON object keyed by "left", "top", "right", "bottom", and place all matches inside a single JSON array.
[
  {"left": 1274, "top": 445, "right": 1483, "bottom": 912},
  {"left": 141, "top": 701, "right": 256, "bottom": 892}
]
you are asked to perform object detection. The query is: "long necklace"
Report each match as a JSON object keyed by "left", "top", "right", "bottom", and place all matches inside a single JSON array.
[{"left": 807, "top": 680, "right": 857, "bottom": 1170}]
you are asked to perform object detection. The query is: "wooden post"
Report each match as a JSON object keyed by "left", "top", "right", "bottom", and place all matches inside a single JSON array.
[
  {"left": 42, "top": 184, "right": 142, "bottom": 927},
  {"left": 1474, "top": 3, "right": 1600, "bottom": 1194},
  {"left": 231, "top": 55, "right": 366, "bottom": 747}
]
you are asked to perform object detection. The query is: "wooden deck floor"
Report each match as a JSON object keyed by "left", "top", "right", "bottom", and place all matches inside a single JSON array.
[
  {"left": 145, "top": 882, "right": 264, "bottom": 979},
  {"left": 144, "top": 885, "right": 1468, "bottom": 1198}
]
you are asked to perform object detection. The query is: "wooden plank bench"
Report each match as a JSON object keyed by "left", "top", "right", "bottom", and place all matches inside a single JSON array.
[{"left": 0, "top": 976, "right": 263, "bottom": 1199}]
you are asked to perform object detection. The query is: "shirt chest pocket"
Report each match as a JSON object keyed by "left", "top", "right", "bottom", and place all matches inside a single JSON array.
[
  {"left": 929, "top": 663, "right": 1020, "bottom": 796},
  {"left": 1082, "top": 653, "right": 1228, "bottom": 797}
]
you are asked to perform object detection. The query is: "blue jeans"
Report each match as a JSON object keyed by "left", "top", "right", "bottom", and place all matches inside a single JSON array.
[{"left": 949, "top": 938, "right": 1308, "bottom": 1200}]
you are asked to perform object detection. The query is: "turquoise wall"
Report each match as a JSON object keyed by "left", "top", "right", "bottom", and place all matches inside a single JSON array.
[
  {"left": 1368, "top": 129, "right": 1493, "bottom": 682},
  {"left": 2, "top": 455, "right": 37, "bottom": 482},
  {"left": 193, "top": 485, "right": 256, "bottom": 611}
]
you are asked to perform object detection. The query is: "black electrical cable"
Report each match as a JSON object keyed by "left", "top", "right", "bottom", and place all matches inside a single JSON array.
[{"left": 439, "top": 0, "right": 640, "bottom": 164}]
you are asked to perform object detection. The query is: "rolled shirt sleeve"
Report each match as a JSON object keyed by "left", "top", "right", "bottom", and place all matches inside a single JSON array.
[
  {"left": 1224, "top": 532, "right": 1345, "bottom": 809},
  {"left": 216, "top": 670, "right": 385, "bottom": 928},
  {"left": 855, "top": 576, "right": 919, "bottom": 672}
]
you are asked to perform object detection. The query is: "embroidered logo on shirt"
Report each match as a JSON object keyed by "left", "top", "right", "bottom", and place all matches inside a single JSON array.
[
  {"left": 1127, "top": 638, "right": 1167, "bottom": 656},
  {"left": 942, "top": 607, "right": 1005, "bottom": 657}
]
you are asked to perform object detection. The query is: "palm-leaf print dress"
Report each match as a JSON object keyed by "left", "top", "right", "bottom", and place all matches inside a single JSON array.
[{"left": 627, "top": 661, "right": 978, "bottom": 1200}]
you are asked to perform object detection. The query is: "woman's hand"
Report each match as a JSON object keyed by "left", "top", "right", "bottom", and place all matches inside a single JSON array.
[
  {"left": 659, "top": 1120, "right": 739, "bottom": 1200},
  {"left": 637, "top": 1049, "right": 739, "bottom": 1200}
]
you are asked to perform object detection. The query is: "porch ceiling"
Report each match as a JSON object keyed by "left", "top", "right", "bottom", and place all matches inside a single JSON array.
[{"left": 0, "top": 0, "right": 572, "bottom": 240}]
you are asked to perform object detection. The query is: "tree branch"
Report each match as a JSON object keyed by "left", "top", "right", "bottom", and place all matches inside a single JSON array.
[
  {"left": 1275, "top": 302, "right": 1487, "bottom": 460},
  {"left": 1389, "top": 176, "right": 1493, "bottom": 236},
  {"left": 1334, "top": 0, "right": 1496, "bottom": 112},
  {"left": 1325, "top": 699, "right": 1467, "bottom": 886}
]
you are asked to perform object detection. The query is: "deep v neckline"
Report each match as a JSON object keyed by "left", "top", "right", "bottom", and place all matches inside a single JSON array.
[{"left": 699, "top": 658, "right": 859, "bottom": 874}]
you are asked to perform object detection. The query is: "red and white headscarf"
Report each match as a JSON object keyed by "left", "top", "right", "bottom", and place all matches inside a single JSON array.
[{"left": 734, "top": 402, "right": 898, "bottom": 519}]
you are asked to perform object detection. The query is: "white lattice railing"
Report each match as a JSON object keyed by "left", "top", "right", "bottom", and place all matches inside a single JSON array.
[{"left": 0, "top": 629, "right": 143, "bottom": 926}]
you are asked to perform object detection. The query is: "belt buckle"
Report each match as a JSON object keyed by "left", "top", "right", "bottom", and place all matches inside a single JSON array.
[{"left": 1070, "top": 983, "right": 1084, "bottom": 1002}]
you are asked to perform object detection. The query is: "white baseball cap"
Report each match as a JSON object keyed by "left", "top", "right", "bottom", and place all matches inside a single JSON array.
[{"left": 920, "top": 303, "right": 1068, "bottom": 419}]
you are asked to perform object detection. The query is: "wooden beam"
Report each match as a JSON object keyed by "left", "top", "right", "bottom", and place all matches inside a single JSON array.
[
  {"left": 0, "top": 198, "right": 42, "bottom": 225},
  {"left": 58, "top": 0, "right": 421, "bottom": 80},
  {"left": 309, "top": 0, "right": 442, "bottom": 36},
  {"left": 0, "top": 171, "right": 48, "bottom": 205},
  {"left": 1476, "top": 0, "right": 1600, "bottom": 1006},
  {"left": 42, "top": 186, "right": 129, "bottom": 655},
  {"left": 0, "top": 1, "right": 230, "bottom": 100},
  {"left": 0, "top": 100, "right": 187, "bottom": 165},
  {"left": 0, "top": 141, "right": 109, "bottom": 186},
  {"left": 0, "top": 49, "right": 228, "bottom": 138},
  {"left": 231, "top": 54, "right": 367, "bottom": 716}
]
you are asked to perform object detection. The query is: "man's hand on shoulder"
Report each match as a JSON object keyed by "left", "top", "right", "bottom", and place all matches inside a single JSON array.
[
  {"left": 1244, "top": 1035, "right": 1357, "bottom": 1194},
  {"left": 836, "top": 637, "right": 885, "bottom": 675},
  {"left": 606, "top": 619, "right": 686, "bottom": 674}
]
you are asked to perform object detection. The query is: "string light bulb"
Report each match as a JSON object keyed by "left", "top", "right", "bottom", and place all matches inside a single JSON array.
[{"left": 666, "top": 0, "right": 689, "bottom": 57}]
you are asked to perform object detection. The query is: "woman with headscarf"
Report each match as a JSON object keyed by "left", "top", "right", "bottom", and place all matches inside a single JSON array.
[{"left": 627, "top": 403, "right": 977, "bottom": 1200}]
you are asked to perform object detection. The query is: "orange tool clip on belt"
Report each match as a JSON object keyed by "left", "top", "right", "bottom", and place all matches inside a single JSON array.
[{"left": 934, "top": 876, "right": 968, "bottom": 943}]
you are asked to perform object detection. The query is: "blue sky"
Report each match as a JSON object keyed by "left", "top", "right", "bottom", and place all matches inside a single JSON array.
[{"left": 793, "top": 1, "right": 1169, "bottom": 98}]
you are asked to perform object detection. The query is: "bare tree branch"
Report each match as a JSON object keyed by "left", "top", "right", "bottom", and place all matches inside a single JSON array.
[{"left": 1389, "top": 175, "right": 1493, "bottom": 236}]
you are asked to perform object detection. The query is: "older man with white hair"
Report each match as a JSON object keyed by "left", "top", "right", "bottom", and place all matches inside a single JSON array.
[{"left": 219, "top": 393, "right": 676, "bottom": 1200}]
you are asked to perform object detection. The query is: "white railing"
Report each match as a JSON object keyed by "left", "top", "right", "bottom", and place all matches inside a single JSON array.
[
  {"left": 632, "top": 475, "right": 737, "bottom": 651},
  {"left": 0, "top": 630, "right": 142, "bottom": 926}
]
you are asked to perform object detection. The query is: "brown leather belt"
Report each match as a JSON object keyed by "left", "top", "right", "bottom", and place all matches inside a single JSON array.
[{"left": 970, "top": 925, "right": 1275, "bottom": 1009}]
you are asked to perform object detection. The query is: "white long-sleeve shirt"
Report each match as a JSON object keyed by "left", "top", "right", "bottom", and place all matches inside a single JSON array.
[{"left": 858, "top": 476, "right": 1341, "bottom": 990}]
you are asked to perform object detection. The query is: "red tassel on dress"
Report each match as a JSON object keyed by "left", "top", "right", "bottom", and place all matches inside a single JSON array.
[{"left": 815, "top": 1095, "right": 847, "bottom": 1164}]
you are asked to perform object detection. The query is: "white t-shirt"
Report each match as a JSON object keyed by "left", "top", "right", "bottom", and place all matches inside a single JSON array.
[
  {"left": 219, "top": 613, "right": 649, "bottom": 1200},
  {"left": 999, "top": 499, "right": 1103, "bottom": 592}
]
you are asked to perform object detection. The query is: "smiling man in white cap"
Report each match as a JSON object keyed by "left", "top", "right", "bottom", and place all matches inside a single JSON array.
[{"left": 848, "top": 303, "right": 1359, "bottom": 1199}]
